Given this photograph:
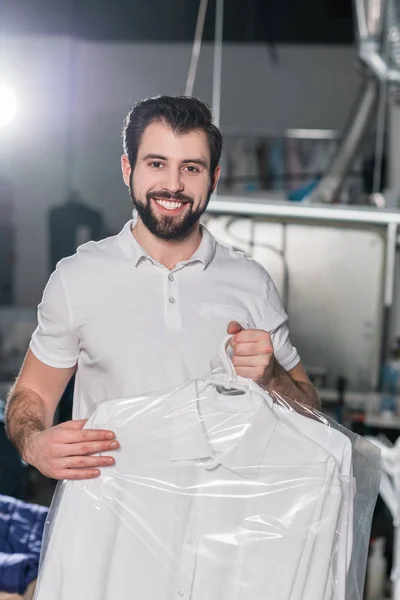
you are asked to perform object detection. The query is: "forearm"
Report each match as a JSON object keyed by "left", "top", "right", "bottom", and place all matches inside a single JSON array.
[
  {"left": 4, "top": 386, "right": 52, "bottom": 460},
  {"left": 262, "top": 359, "right": 321, "bottom": 410}
]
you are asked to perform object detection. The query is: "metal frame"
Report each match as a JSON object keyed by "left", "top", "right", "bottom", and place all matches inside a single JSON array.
[
  {"left": 207, "top": 195, "right": 400, "bottom": 376},
  {"left": 208, "top": 195, "right": 400, "bottom": 226}
]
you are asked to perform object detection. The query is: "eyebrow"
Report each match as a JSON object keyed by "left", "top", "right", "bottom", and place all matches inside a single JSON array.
[{"left": 142, "top": 153, "right": 209, "bottom": 169}]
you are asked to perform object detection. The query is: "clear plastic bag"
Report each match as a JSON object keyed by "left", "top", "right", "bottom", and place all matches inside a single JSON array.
[{"left": 34, "top": 337, "right": 381, "bottom": 600}]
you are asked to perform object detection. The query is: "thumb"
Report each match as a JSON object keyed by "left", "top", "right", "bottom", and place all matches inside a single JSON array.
[
  {"left": 59, "top": 419, "right": 88, "bottom": 430},
  {"left": 227, "top": 321, "right": 243, "bottom": 335}
]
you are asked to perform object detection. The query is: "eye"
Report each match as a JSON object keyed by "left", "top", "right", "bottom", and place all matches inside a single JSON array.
[
  {"left": 149, "top": 161, "right": 164, "bottom": 169},
  {"left": 184, "top": 165, "right": 200, "bottom": 173}
]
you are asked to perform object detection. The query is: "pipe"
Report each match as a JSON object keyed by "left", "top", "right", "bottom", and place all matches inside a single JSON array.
[
  {"left": 308, "top": 77, "right": 379, "bottom": 203},
  {"left": 185, "top": 0, "right": 209, "bottom": 97},
  {"left": 212, "top": 0, "right": 224, "bottom": 128}
]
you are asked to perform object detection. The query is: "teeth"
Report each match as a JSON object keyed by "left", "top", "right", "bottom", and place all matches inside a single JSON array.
[{"left": 155, "top": 199, "right": 183, "bottom": 210}]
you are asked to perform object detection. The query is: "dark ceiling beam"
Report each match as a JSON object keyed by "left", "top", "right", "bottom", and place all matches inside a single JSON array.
[{"left": 0, "top": 0, "right": 354, "bottom": 44}]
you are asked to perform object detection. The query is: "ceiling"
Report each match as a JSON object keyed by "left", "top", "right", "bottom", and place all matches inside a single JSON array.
[{"left": 0, "top": 0, "right": 354, "bottom": 44}]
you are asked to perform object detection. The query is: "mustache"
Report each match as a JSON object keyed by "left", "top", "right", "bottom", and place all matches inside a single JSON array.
[{"left": 147, "top": 191, "right": 194, "bottom": 204}]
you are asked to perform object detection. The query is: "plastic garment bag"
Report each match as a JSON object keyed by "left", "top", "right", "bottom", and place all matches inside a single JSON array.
[{"left": 34, "top": 337, "right": 380, "bottom": 600}]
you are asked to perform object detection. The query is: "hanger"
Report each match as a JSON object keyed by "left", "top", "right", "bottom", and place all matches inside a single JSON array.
[
  {"left": 201, "top": 335, "right": 244, "bottom": 394},
  {"left": 198, "top": 335, "right": 265, "bottom": 402},
  {"left": 214, "top": 335, "right": 245, "bottom": 395}
]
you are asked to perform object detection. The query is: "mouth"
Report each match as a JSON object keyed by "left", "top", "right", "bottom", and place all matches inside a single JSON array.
[{"left": 151, "top": 197, "right": 189, "bottom": 215}]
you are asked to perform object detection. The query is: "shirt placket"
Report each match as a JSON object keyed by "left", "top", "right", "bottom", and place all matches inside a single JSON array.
[
  {"left": 173, "top": 466, "right": 203, "bottom": 600},
  {"left": 164, "top": 269, "right": 182, "bottom": 331}
]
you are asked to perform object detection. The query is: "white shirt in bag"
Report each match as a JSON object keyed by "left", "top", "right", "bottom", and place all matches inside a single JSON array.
[
  {"left": 273, "top": 402, "right": 354, "bottom": 599},
  {"left": 34, "top": 381, "right": 346, "bottom": 600}
]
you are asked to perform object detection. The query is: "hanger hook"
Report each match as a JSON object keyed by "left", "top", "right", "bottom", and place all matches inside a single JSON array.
[{"left": 219, "top": 335, "right": 237, "bottom": 382}]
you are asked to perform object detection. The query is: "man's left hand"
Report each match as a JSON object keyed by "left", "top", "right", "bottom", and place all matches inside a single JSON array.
[{"left": 227, "top": 321, "right": 274, "bottom": 383}]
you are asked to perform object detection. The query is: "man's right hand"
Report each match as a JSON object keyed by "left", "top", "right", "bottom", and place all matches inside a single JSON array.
[{"left": 24, "top": 419, "right": 119, "bottom": 480}]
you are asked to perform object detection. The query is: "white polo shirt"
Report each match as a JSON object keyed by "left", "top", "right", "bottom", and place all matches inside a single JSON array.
[
  {"left": 30, "top": 220, "right": 299, "bottom": 418},
  {"left": 34, "top": 381, "right": 345, "bottom": 600}
]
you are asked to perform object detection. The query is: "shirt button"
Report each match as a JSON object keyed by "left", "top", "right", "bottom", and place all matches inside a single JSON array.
[
  {"left": 168, "top": 274, "right": 175, "bottom": 281},
  {"left": 169, "top": 297, "right": 176, "bottom": 304},
  {"left": 177, "top": 590, "right": 185, "bottom": 598},
  {"left": 186, "top": 537, "right": 193, "bottom": 545}
]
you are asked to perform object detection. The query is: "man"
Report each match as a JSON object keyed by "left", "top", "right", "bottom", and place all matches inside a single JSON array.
[{"left": 5, "top": 96, "right": 319, "bottom": 482}]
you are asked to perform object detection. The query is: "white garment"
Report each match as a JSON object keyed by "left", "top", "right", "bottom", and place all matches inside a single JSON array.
[
  {"left": 273, "top": 403, "right": 354, "bottom": 599},
  {"left": 198, "top": 389, "right": 256, "bottom": 456},
  {"left": 34, "top": 381, "right": 347, "bottom": 600},
  {"left": 29, "top": 219, "right": 299, "bottom": 419}
]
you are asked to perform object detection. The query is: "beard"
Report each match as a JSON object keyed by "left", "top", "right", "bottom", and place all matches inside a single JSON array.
[{"left": 129, "top": 179, "right": 213, "bottom": 241}]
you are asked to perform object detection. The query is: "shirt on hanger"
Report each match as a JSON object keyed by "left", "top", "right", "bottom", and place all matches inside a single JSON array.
[
  {"left": 34, "top": 381, "right": 348, "bottom": 600},
  {"left": 272, "top": 402, "right": 354, "bottom": 599}
]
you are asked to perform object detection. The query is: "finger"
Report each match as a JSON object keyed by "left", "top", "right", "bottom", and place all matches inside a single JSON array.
[
  {"left": 53, "top": 439, "right": 120, "bottom": 458},
  {"left": 56, "top": 469, "right": 101, "bottom": 481},
  {"left": 57, "top": 428, "right": 116, "bottom": 444},
  {"left": 233, "top": 354, "right": 270, "bottom": 368},
  {"left": 59, "top": 419, "right": 88, "bottom": 429},
  {"left": 235, "top": 366, "right": 266, "bottom": 380},
  {"left": 232, "top": 329, "right": 271, "bottom": 345},
  {"left": 234, "top": 341, "right": 273, "bottom": 357},
  {"left": 227, "top": 321, "right": 243, "bottom": 335},
  {"left": 61, "top": 455, "right": 115, "bottom": 470}
]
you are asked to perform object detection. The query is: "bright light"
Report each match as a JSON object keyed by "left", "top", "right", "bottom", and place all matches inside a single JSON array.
[{"left": 0, "top": 84, "right": 17, "bottom": 127}]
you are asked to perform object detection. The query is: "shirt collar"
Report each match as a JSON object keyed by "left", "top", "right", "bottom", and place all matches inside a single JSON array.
[
  {"left": 118, "top": 218, "right": 216, "bottom": 270},
  {"left": 185, "top": 225, "right": 216, "bottom": 270},
  {"left": 168, "top": 381, "right": 278, "bottom": 481}
]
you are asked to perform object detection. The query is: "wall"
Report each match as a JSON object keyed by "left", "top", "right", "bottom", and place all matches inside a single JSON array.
[{"left": 0, "top": 36, "right": 361, "bottom": 305}]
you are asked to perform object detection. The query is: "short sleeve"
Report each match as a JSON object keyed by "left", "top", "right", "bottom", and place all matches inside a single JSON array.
[
  {"left": 270, "top": 322, "right": 300, "bottom": 372},
  {"left": 30, "top": 267, "right": 79, "bottom": 368},
  {"left": 261, "top": 276, "right": 300, "bottom": 371},
  {"left": 261, "top": 277, "right": 288, "bottom": 332}
]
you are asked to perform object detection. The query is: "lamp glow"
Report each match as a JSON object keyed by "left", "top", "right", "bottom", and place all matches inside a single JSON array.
[{"left": 0, "top": 84, "right": 17, "bottom": 126}]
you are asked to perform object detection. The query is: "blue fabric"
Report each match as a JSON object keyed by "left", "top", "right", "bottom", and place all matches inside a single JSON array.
[
  {"left": 287, "top": 178, "right": 319, "bottom": 201},
  {"left": 0, "top": 495, "right": 48, "bottom": 594}
]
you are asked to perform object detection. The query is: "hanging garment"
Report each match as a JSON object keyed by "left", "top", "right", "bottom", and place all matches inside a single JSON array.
[
  {"left": 273, "top": 403, "right": 353, "bottom": 599},
  {"left": 34, "top": 378, "right": 352, "bottom": 600}
]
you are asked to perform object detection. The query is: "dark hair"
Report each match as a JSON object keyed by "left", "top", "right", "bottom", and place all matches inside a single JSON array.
[{"left": 122, "top": 96, "right": 223, "bottom": 175}]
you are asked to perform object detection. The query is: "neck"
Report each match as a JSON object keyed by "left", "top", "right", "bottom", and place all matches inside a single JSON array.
[{"left": 131, "top": 218, "right": 202, "bottom": 270}]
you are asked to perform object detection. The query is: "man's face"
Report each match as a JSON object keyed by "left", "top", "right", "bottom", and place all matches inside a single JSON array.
[{"left": 122, "top": 120, "right": 220, "bottom": 241}]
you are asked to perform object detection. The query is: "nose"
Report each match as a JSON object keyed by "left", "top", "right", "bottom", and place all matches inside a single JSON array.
[{"left": 162, "top": 167, "right": 184, "bottom": 194}]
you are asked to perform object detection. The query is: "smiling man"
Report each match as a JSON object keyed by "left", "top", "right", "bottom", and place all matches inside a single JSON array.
[
  {"left": 5, "top": 96, "right": 319, "bottom": 482},
  {"left": 122, "top": 117, "right": 215, "bottom": 266}
]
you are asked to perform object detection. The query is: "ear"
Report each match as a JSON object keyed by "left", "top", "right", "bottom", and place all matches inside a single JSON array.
[
  {"left": 121, "top": 155, "right": 132, "bottom": 188},
  {"left": 211, "top": 165, "right": 221, "bottom": 193}
]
